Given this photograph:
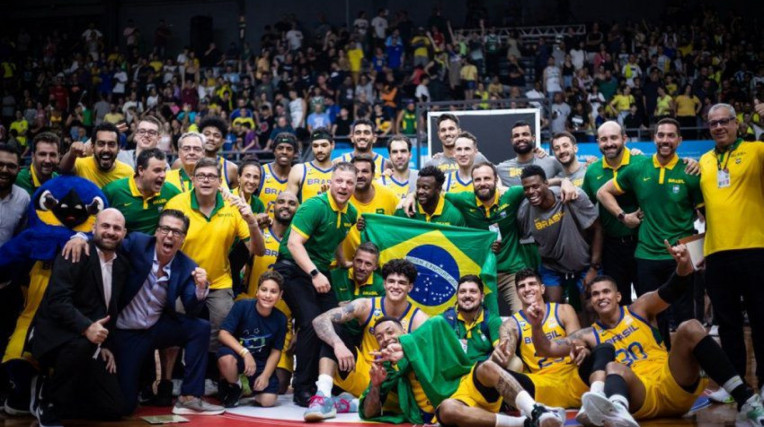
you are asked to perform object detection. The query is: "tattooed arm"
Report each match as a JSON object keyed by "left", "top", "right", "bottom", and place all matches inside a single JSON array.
[
  {"left": 312, "top": 298, "right": 371, "bottom": 372},
  {"left": 532, "top": 325, "right": 596, "bottom": 358},
  {"left": 363, "top": 361, "right": 387, "bottom": 418},
  {"left": 491, "top": 318, "right": 519, "bottom": 368}
]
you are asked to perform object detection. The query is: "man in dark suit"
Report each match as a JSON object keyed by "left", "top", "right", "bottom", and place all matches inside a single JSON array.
[
  {"left": 63, "top": 208, "right": 223, "bottom": 416},
  {"left": 30, "top": 208, "right": 129, "bottom": 427}
]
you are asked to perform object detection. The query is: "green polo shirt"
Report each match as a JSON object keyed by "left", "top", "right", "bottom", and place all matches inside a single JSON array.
[
  {"left": 582, "top": 150, "right": 647, "bottom": 238},
  {"left": 445, "top": 186, "right": 527, "bottom": 273},
  {"left": 16, "top": 166, "right": 58, "bottom": 196},
  {"left": 614, "top": 154, "right": 704, "bottom": 260},
  {"left": 102, "top": 176, "right": 181, "bottom": 234},
  {"left": 441, "top": 307, "right": 501, "bottom": 363},
  {"left": 393, "top": 196, "right": 466, "bottom": 227},
  {"left": 331, "top": 267, "right": 386, "bottom": 335},
  {"left": 279, "top": 192, "right": 358, "bottom": 272}
]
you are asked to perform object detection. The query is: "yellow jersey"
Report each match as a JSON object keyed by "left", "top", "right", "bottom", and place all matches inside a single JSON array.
[
  {"left": 73, "top": 156, "right": 133, "bottom": 188},
  {"left": 512, "top": 302, "right": 570, "bottom": 373},
  {"left": 299, "top": 161, "right": 334, "bottom": 202},
  {"left": 360, "top": 297, "right": 420, "bottom": 365},
  {"left": 378, "top": 172, "right": 414, "bottom": 200},
  {"left": 165, "top": 167, "right": 231, "bottom": 193},
  {"left": 444, "top": 170, "right": 474, "bottom": 193},
  {"left": 245, "top": 227, "right": 282, "bottom": 296},
  {"left": 341, "top": 182, "right": 400, "bottom": 261},
  {"left": 257, "top": 163, "right": 289, "bottom": 216},
  {"left": 591, "top": 306, "right": 668, "bottom": 378},
  {"left": 339, "top": 152, "right": 388, "bottom": 179}
]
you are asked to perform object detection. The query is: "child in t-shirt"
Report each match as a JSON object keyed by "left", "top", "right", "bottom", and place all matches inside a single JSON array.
[{"left": 217, "top": 271, "right": 287, "bottom": 407}]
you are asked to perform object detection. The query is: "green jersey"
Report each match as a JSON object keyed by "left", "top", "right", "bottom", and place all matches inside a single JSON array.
[
  {"left": 15, "top": 166, "right": 58, "bottom": 196},
  {"left": 394, "top": 196, "right": 466, "bottom": 227},
  {"left": 103, "top": 176, "right": 181, "bottom": 234}
]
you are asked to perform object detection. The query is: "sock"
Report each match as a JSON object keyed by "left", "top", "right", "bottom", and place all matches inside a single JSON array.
[
  {"left": 591, "top": 380, "right": 605, "bottom": 395},
  {"left": 514, "top": 390, "right": 536, "bottom": 416},
  {"left": 604, "top": 374, "right": 629, "bottom": 409},
  {"left": 692, "top": 335, "right": 754, "bottom": 408},
  {"left": 495, "top": 413, "right": 526, "bottom": 427},
  {"left": 316, "top": 374, "right": 333, "bottom": 397}
]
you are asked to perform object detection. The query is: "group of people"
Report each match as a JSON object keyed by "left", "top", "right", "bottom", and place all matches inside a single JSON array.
[{"left": 1, "top": 94, "right": 764, "bottom": 427}]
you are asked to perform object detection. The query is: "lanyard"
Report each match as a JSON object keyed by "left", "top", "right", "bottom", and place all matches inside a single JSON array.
[{"left": 716, "top": 139, "right": 742, "bottom": 172}]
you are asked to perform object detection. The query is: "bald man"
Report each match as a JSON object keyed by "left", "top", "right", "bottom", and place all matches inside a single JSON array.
[{"left": 30, "top": 208, "right": 130, "bottom": 424}]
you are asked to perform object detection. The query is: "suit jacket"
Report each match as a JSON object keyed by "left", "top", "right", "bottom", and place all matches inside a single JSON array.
[
  {"left": 30, "top": 241, "right": 129, "bottom": 359},
  {"left": 118, "top": 232, "right": 204, "bottom": 319}
]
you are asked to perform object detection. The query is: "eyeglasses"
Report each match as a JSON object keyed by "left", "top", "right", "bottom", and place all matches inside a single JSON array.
[
  {"left": 194, "top": 173, "right": 220, "bottom": 182},
  {"left": 0, "top": 161, "right": 19, "bottom": 171},
  {"left": 707, "top": 117, "right": 736, "bottom": 128},
  {"left": 136, "top": 129, "right": 160, "bottom": 136},
  {"left": 180, "top": 145, "right": 204, "bottom": 153},
  {"left": 157, "top": 225, "right": 185, "bottom": 236}
]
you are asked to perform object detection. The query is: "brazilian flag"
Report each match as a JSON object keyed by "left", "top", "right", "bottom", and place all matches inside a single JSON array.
[{"left": 361, "top": 214, "right": 499, "bottom": 317}]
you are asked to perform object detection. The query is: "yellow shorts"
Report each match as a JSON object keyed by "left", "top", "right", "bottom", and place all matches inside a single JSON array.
[
  {"left": 526, "top": 363, "right": 589, "bottom": 408},
  {"left": 632, "top": 360, "right": 707, "bottom": 419},
  {"left": 276, "top": 326, "right": 294, "bottom": 372},
  {"left": 447, "top": 364, "right": 503, "bottom": 413},
  {"left": 3, "top": 262, "right": 49, "bottom": 364},
  {"left": 333, "top": 351, "right": 372, "bottom": 397}
]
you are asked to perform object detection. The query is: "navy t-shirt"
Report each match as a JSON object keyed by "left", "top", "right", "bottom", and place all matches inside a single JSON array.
[{"left": 220, "top": 299, "right": 287, "bottom": 364}]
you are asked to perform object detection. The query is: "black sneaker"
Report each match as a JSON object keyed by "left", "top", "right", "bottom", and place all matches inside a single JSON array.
[
  {"left": 36, "top": 402, "right": 63, "bottom": 427},
  {"left": 4, "top": 392, "right": 30, "bottom": 416},
  {"left": 29, "top": 375, "right": 43, "bottom": 415},
  {"left": 153, "top": 380, "right": 174, "bottom": 407},
  {"left": 293, "top": 390, "right": 312, "bottom": 408},
  {"left": 221, "top": 382, "right": 242, "bottom": 408}
]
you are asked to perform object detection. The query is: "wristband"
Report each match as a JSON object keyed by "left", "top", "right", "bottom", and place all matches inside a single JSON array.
[{"left": 239, "top": 348, "right": 250, "bottom": 357}]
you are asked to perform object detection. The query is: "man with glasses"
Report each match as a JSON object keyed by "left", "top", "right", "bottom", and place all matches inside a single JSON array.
[
  {"left": 165, "top": 158, "right": 265, "bottom": 354},
  {"left": 700, "top": 103, "right": 764, "bottom": 397},
  {"left": 62, "top": 209, "right": 223, "bottom": 416},
  {"left": 117, "top": 116, "right": 163, "bottom": 169},
  {"left": 60, "top": 122, "right": 134, "bottom": 188},
  {"left": 103, "top": 149, "right": 181, "bottom": 234},
  {"left": 166, "top": 132, "right": 220, "bottom": 192}
]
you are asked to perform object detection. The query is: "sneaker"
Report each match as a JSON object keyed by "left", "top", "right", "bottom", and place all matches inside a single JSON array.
[
  {"left": 153, "top": 380, "right": 174, "bottom": 406},
  {"left": 172, "top": 379, "right": 182, "bottom": 397},
  {"left": 575, "top": 404, "right": 595, "bottom": 426},
  {"left": 524, "top": 403, "right": 565, "bottom": 427},
  {"left": 4, "top": 395, "right": 30, "bottom": 416},
  {"left": 204, "top": 379, "right": 218, "bottom": 397},
  {"left": 333, "top": 392, "right": 358, "bottom": 414},
  {"left": 29, "top": 375, "right": 41, "bottom": 415},
  {"left": 221, "top": 382, "right": 242, "bottom": 408},
  {"left": 709, "top": 325, "right": 719, "bottom": 337},
  {"left": 172, "top": 397, "right": 225, "bottom": 415},
  {"left": 240, "top": 374, "right": 253, "bottom": 397},
  {"left": 737, "top": 394, "right": 764, "bottom": 426},
  {"left": 294, "top": 390, "right": 313, "bottom": 408},
  {"left": 581, "top": 391, "right": 612, "bottom": 426},
  {"left": 304, "top": 391, "right": 336, "bottom": 422},
  {"left": 600, "top": 401, "right": 639, "bottom": 427},
  {"left": 706, "top": 387, "right": 734, "bottom": 403},
  {"left": 35, "top": 402, "right": 63, "bottom": 427}
]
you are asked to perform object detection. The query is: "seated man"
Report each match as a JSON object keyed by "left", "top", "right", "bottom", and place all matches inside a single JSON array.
[
  {"left": 364, "top": 316, "right": 566, "bottom": 427},
  {"left": 331, "top": 242, "right": 385, "bottom": 304},
  {"left": 29, "top": 209, "right": 129, "bottom": 426},
  {"left": 217, "top": 271, "right": 287, "bottom": 408},
  {"left": 531, "top": 242, "right": 764, "bottom": 426},
  {"left": 306, "top": 259, "right": 429, "bottom": 421}
]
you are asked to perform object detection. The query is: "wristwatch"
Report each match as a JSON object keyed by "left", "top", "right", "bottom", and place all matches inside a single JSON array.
[
  {"left": 617, "top": 211, "right": 626, "bottom": 222},
  {"left": 310, "top": 268, "right": 319, "bottom": 278}
]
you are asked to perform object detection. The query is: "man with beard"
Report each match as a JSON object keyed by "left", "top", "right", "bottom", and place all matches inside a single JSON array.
[
  {"left": 307, "top": 259, "right": 429, "bottom": 421},
  {"left": 15, "top": 132, "right": 60, "bottom": 196},
  {"left": 444, "top": 132, "right": 478, "bottom": 193},
  {"left": 531, "top": 244, "right": 764, "bottom": 427},
  {"left": 165, "top": 158, "right": 265, "bottom": 353},
  {"left": 242, "top": 190, "right": 299, "bottom": 394},
  {"left": 331, "top": 242, "right": 385, "bottom": 303},
  {"left": 258, "top": 133, "right": 297, "bottom": 216},
  {"left": 103, "top": 149, "right": 181, "bottom": 234},
  {"left": 439, "top": 275, "right": 501, "bottom": 363},
  {"left": 597, "top": 118, "right": 703, "bottom": 348},
  {"left": 550, "top": 132, "right": 586, "bottom": 187},
  {"left": 337, "top": 119, "right": 388, "bottom": 178},
  {"left": 699, "top": 103, "right": 764, "bottom": 398},
  {"left": 378, "top": 135, "right": 418, "bottom": 200},
  {"left": 340, "top": 154, "right": 399, "bottom": 262},
  {"left": 0, "top": 144, "right": 29, "bottom": 247},
  {"left": 61, "top": 122, "right": 134, "bottom": 188},
  {"left": 287, "top": 128, "right": 335, "bottom": 202},
  {"left": 497, "top": 121, "right": 565, "bottom": 188},
  {"left": 519, "top": 165, "right": 602, "bottom": 305},
  {"left": 425, "top": 114, "right": 488, "bottom": 173},
  {"left": 274, "top": 162, "right": 358, "bottom": 407},
  {"left": 117, "top": 116, "right": 163, "bottom": 169},
  {"left": 445, "top": 162, "right": 527, "bottom": 314},
  {"left": 394, "top": 166, "right": 465, "bottom": 226},
  {"left": 29, "top": 209, "right": 129, "bottom": 425},
  {"left": 200, "top": 116, "right": 239, "bottom": 189}
]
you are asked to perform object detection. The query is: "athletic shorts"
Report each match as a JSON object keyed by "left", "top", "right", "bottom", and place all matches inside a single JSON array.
[
  {"left": 446, "top": 363, "right": 503, "bottom": 413},
  {"left": 333, "top": 349, "right": 371, "bottom": 397},
  {"left": 526, "top": 363, "right": 589, "bottom": 408},
  {"left": 632, "top": 360, "right": 707, "bottom": 419},
  {"left": 217, "top": 347, "right": 279, "bottom": 395}
]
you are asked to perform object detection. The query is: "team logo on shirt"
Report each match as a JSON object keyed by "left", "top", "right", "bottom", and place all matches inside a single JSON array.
[{"left": 672, "top": 185, "right": 680, "bottom": 194}]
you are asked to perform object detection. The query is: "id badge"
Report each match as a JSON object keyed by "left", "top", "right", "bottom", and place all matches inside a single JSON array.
[
  {"left": 717, "top": 169, "right": 730, "bottom": 188},
  {"left": 489, "top": 223, "right": 502, "bottom": 242}
]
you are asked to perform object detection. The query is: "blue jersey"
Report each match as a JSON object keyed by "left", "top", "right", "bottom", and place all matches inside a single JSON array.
[{"left": 221, "top": 299, "right": 287, "bottom": 363}]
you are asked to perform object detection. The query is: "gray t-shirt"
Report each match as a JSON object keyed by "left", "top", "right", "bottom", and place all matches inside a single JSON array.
[
  {"left": 562, "top": 164, "right": 587, "bottom": 188},
  {"left": 497, "top": 156, "right": 563, "bottom": 187},
  {"left": 518, "top": 187, "right": 598, "bottom": 273},
  {"left": 425, "top": 152, "right": 489, "bottom": 172}
]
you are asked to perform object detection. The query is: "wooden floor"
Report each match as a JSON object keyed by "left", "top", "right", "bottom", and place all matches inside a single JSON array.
[{"left": 1, "top": 329, "right": 756, "bottom": 426}]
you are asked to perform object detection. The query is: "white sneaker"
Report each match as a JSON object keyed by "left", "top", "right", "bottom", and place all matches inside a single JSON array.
[
  {"left": 581, "top": 391, "right": 611, "bottom": 426},
  {"left": 737, "top": 394, "right": 764, "bottom": 426},
  {"left": 709, "top": 325, "right": 719, "bottom": 336},
  {"left": 524, "top": 403, "right": 565, "bottom": 427},
  {"left": 706, "top": 387, "right": 734, "bottom": 403},
  {"left": 575, "top": 404, "right": 595, "bottom": 426},
  {"left": 203, "top": 379, "right": 218, "bottom": 397},
  {"left": 601, "top": 401, "right": 639, "bottom": 427}
]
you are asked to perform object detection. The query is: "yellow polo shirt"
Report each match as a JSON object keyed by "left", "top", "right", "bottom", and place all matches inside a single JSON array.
[
  {"left": 341, "top": 182, "right": 399, "bottom": 261},
  {"left": 165, "top": 191, "right": 251, "bottom": 290},
  {"left": 73, "top": 156, "right": 133, "bottom": 188}
]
